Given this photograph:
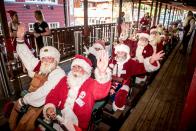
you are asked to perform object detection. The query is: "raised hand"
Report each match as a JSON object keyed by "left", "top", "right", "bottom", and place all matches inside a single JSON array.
[
  {"left": 16, "top": 23, "right": 26, "bottom": 41},
  {"left": 97, "top": 50, "right": 109, "bottom": 75},
  {"left": 150, "top": 50, "right": 165, "bottom": 64}
]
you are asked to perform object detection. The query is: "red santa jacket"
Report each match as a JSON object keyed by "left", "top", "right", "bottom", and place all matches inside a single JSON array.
[
  {"left": 45, "top": 76, "right": 111, "bottom": 130},
  {"left": 140, "top": 17, "right": 150, "bottom": 26},
  {"left": 109, "top": 58, "right": 147, "bottom": 86},
  {"left": 123, "top": 39, "right": 138, "bottom": 57},
  {"left": 133, "top": 44, "right": 153, "bottom": 63}
]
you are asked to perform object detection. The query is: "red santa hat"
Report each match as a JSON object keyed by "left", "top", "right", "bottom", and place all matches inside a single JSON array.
[
  {"left": 138, "top": 33, "right": 150, "bottom": 41},
  {"left": 40, "top": 46, "right": 61, "bottom": 63},
  {"left": 93, "top": 39, "right": 105, "bottom": 50},
  {"left": 114, "top": 44, "right": 130, "bottom": 55},
  {"left": 71, "top": 54, "right": 92, "bottom": 74},
  {"left": 113, "top": 85, "right": 129, "bottom": 111},
  {"left": 7, "top": 10, "right": 17, "bottom": 18}
]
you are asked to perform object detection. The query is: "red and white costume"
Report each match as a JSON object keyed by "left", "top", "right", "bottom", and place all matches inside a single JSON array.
[
  {"left": 16, "top": 43, "right": 65, "bottom": 107},
  {"left": 132, "top": 33, "right": 154, "bottom": 83},
  {"left": 149, "top": 28, "right": 163, "bottom": 53},
  {"left": 109, "top": 44, "right": 160, "bottom": 111},
  {"left": 43, "top": 55, "right": 111, "bottom": 130}
]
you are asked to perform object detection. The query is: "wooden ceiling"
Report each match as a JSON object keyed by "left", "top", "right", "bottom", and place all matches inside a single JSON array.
[{"left": 125, "top": 0, "right": 196, "bottom": 11}]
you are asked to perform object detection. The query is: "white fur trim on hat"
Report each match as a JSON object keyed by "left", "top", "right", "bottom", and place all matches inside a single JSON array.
[
  {"left": 112, "top": 101, "right": 125, "bottom": 111},
  {"left": 95, "top": 67, "right": 112, "bottom": 84},
  {"left": 143, "top": 57, "right": 160, "bottom": 72},
  {"left": 43, "top": 103, "right": 56, "bottom": 121},
  {"left": 71, "top": 58, "right": 92, "bottom": 74},
  {"left": 136, "top": 76, "right": 147, "bottom": 84},
  {"left": 40, "top": 46, "right": 60, "bottom": 63},
  {"left": 150, "top": 28, "right": 157, "bottom": 34},
  {"left": 114, "top": 44, "right": 130, "bottom": 55},
  {"left": 139, "top": 33, "right": 150, "bottom": 40},
  {"left": 120, "top": 85, "right": 130, "bottom": 92},
  {"left": 93, "top": 43, "right": 104, "bottom": 50}
]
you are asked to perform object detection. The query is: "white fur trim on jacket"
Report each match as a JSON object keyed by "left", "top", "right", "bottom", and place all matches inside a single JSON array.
[
  {"left": 120, "top": 85, "right": 130, "bottom": 92},
  {"left": 43, "top": 103, "right": 56, "bottom": 121},
  {"left": 95, "top": 67, "right": 112, "bottom": 84},
  {"left": 56, "top": 107, "right": 78, "bottom": 131},
  {"left": 23, "top": 67, "right": 66, "bottom": 107},
  {"left": 143, "top": 57, "right": 160, "bottom": 72},
  {"left": 71, "top": 59, "right": 92, "bottom": 74},
  {"left": 114, "top": 44, "right": 130, "bottom": 55},
  {"left": 136, "top": 76, "right": 147, "bottom": 84},
  {"left": 112, "top": 101, "right": 125, "bottom": 111}
]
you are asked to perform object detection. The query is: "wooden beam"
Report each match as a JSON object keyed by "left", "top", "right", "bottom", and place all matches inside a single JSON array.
[
  {"left": 0, "top": 0, "right": 9, "bottom": 39},
  {"left": 83, "top": 0, "right": 89, "bottom": 46},
  {"left": 63, "top": 0, "right": 67, "bottom": 27},
  {"left": 157, "top": 2, "right": 162, "bottom": 25},
  {"left": 150, "top": 0, "right": 154, "bottom": 19},
  {"left": 137, "top": 0, "right": 141, "bottom": 29},
  {"left": 163, "top": 5, "right": 167, "bottom": 26},
  {"left": 118, "top": 0, "right": 123, "bottom": 25},
  {"left": 153, "top": 0, "right": 158, "bottom": 26},
  {"left": 167, "top": 6, "right": 172, "bottom": 29}
]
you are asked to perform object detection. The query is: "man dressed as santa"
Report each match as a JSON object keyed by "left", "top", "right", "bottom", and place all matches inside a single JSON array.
[
  {"left": 43, "top": 51, "right": 111, "bottom": 131},
  {"left": 9, "top": 24, "right": 66, "bottom": 131},
  {"left": 149, "top": 28, "right": 164, "bottom": 53},
  {"left": 133, "top": 33, "right": 154, "bottom": 84},
  {"left": 109, "top": 44, "right": 164, "bottom": 111},
  {"left": 86, "top": 39, "right": 105, "bottom": 70}
]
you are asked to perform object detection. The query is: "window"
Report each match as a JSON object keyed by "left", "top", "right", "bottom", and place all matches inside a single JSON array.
[
  {"left": 28, "top": 23, "right": 34, "bottom": 32},
  {"left": 25, "top": 0, "right": 58, "bottom": 4},
  {"left": 48, "top": 22, "right": 60, "bottom": 29}
]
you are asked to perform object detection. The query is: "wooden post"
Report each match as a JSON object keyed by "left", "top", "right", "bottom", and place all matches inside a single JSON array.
[
  {"left": 157, "top": 2, "right": 162, "bottom": 25},
  {"left": 163, "top": 5, "right": 167, "bottom": 26},
  {"left": 112, "top": 0, "right": 114, "bottom": 22},
  {"left": 167, "top": 6, "right": 172, "bottom": 29},
  {"left": 152, "top": 0, "right": 158, "bottom": 26},
  {"left": 137, "top": 0, "right": 141, "bottom": 29},
  {"left": 150, "top": 0, "right": 154, "bottom": 19},
  {"left": 83, "top": 0, "right": 89, "bottom": 47},
  {"left": 171, "top": 7, "right": 175, "bottom": 23},
  {"left": 63, "top": 0, "right": 67, "bottom": 27},
  {"left": 0, "top": 0, "right": 9, "bottom": 40},
  {"left": 118, "top": 0, "right": 123, "bottom": 24}
]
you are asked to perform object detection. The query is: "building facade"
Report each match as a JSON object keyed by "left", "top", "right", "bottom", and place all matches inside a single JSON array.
[{"left": 4, "top": 0, "right": 65, "bottom": 32}]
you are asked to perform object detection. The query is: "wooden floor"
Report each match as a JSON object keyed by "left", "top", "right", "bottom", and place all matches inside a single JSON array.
[{"left": 120, "top": 43, "right": 189, "bottom": 131}]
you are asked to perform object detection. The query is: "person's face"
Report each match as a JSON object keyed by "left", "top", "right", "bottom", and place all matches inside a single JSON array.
[
  {"left": 94, "top": 47, "right": 102, "bottom": 51},
  {"left": 116, "top": 51, "right": 127, "bottom": 62},
  {"left": 71, "top": 65, "right": 85, "bottom": 77},
  {"left": 12, "top": 14, "right": 18, "bottom": 22},
  {"left": 40, "top": 57, "right": 57, "bottom": 74},
  {"left": 138, "top": 37, "right": 148, "bottom": 46}
]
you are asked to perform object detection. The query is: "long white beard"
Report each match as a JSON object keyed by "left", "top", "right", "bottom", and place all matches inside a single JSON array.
[
  {"left": 137, "top": 40, "right": 148, "bottom": 47},
  {"left": 116, "top": 55, "right": 127, "bottom": 63},
  {"left": 89, "top": 47, "right": 101, "bottom": 59},
  {"left": 149, "top": 35, "right": 161, "bottom": 46},
  {"left": 40, "top": 62, "right": 56, "bottom": 75},
  {"left": 67, "top": 71, "right": 90, "bottom": 89}
]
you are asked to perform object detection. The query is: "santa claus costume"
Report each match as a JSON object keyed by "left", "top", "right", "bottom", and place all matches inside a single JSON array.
[
  {"left": 149, "top": 28, "right": 164, "bottom": 53},
  {"left": 9, "top": 41, "right": 65, "bottom": 131},
  {"left": 109, "top": 44, "right": 160, "bottom": 111},
  {"left": 43, "top": 54, "right": 111, "bottom": 131},
  {"left": 87, "top": 40, "right": 105, "bottom": 70},
  {"left": 133, "top": 33, "right": 154, "bottom": 84}
]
